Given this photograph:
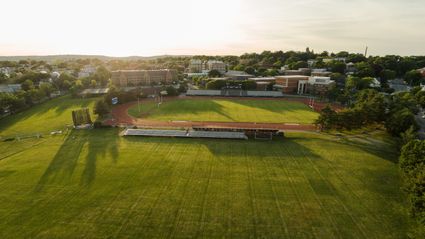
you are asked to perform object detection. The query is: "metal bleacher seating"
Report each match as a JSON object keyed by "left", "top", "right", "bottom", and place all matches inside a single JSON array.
[{"left": 122, "top": 129, "right": 248, "bottom": 140}]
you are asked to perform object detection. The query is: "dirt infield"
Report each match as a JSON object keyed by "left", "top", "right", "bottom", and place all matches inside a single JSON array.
[{"left": 104, "top": 96, "right": 342, "bottom": 131}]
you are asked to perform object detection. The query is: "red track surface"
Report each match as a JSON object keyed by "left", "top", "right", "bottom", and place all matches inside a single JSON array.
[{"left": 104, "top": 96, "right": 342, "bottom": 131}]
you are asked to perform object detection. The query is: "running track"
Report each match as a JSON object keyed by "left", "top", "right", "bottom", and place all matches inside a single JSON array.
[{"left": 104, "top": 96, "right": 342, "bottom": 131}]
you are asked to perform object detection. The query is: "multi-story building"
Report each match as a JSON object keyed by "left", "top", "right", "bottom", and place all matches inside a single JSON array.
[
  {"left": 111, "top": 69, "right": 178, "bottom": 87},
  {"left": 207, "top": 60, "right": 226, "bottom": 73},
  {"left": 188, "top": 59, "right": 204, "bottom": 73},
  {"left": 224, "top": 70, "right": 254, "bottom": 80},
  {"left": 306, "top": 77, "right": 335, "bottom": 95},
  {"left": 274, "top": 76, "right": 335, "bottom": 95},
  {"left": 274, "top": 75, "right": 309, "bottom": 94}
]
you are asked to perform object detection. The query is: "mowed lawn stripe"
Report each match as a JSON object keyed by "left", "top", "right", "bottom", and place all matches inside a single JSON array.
[{"left": 0, "top": 130, "right": 410, "bottom": 238}]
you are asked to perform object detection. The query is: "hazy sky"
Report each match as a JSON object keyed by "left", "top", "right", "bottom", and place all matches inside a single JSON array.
[{"left": 1, "top": 0, "right": 424, "bottom": 56}]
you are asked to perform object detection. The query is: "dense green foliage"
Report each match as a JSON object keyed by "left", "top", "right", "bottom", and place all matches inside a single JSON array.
[
  {"left": 399, "top": 140, "right": 425, "bottom": 238},
  {"left": 93, "top": 99, "right": 110, "bottom": 117},
  {"left": 316, "top": 89, "right": 420, "bottom": 136}
]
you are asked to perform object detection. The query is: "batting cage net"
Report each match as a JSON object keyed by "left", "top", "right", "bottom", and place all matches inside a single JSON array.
[{"left": 71, "top": 108, "right": 92, "bottom": 126}]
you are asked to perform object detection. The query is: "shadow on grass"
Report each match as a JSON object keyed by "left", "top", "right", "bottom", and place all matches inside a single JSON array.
[
  {"left": 147, "top": 99, "right": 235, "bottom": 121},
  {"left": 80, "top": 129, "right": 119, "bottom": 186},
  {"left": 227, "top": 98, "right": 313, "bottom": 114},
  {"left": 337, "top": 136, "right": 398, "bottom": 163},
  {"left": 35, "top": 129, "right": 119, "bottom": 192},
  {"left": 123, "top": 135, "right": 322, "bottom": 159},
  {"left": 0, "top": 96, "right": 95, "bottom": 136}
]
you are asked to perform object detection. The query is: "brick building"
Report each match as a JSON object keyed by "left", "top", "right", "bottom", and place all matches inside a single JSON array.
[{"left": 111, "top": 69, "right": 178, "bottom": 87}]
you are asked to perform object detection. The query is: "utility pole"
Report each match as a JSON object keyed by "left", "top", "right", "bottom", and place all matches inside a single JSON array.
[{"left": 364, "top": 46, "right": 368, "bottom": 57}]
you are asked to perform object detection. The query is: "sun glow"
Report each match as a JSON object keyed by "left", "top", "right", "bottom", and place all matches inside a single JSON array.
[{"left": 0, "top": 0, "right": 246, "bottom": 56}]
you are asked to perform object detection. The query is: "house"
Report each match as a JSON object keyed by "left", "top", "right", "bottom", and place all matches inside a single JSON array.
[
  {"left": 307, "top": 60, "right": 317, "bottom": 68},
  {"left": 78, "top": 65, "right": 97, "bottom": 78},
  {"left": 311, "top": 69, "right": 332, "bottom": 77},
  {"left": 306, "top": 77, "right": 335, "bottom": 95},
  {"left": 224, "top": 71, "right": 253, "bottom": 81},
  {"left": 207, "top": 60, "right": 226, "bottom": 73},
  {"left": 369, "top": 78, "right": 381, "bottom": 88},
  {"left": 0, "top": 84, "right": 22, "bottom": 93},
  {"left": 248, "top": 77, "right": 276, "bottom": 91},
  {"left": 281, "top": 68, "right": 310, "bottom": 76},
  {"left": 111, "top": 69, "right": 178, "bottom": 87},
  {"left": 0, "top": 67, "right": 15, "bottom": 76},
  {"left": 324, "top": 57, "right": 346, "bottom": 63},
  {"left": 388, "top": 79, "right": 411, "bottom": 93},
  {"left": 346, "top": 62, "right": 356, "bottom": 73}
]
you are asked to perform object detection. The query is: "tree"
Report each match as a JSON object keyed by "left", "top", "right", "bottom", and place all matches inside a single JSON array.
[
  {"left": 399, "top": 126, "right": 418, "bottom": 149},
  {"left": 415, "top": 90, "right": 425, "bottom": 108},
  {"left": 290, "top": 61, "right": 308, "bottom": 70},
  {"left": 385, "top": 107, "right": 419, "bottom": 136},
  {"left": 354, "top": 89, "right": 386, "bottom": 123},
  {"left": 315, "top": 105, "right": 337, "bottom": 130},
  {"left": 90, "top": 80, "right": 97, "bottom": 88},
  {"left": 57, "top": 73, "right": 76, "bottom": 90},
  {"left": 93, "top": 100, "right": 110, "bottom": 117},
  {"left": 327, "top": 61, "right": 346, "bottom": 74},
  {"left": 330, "top": 73, "right": 346, "bottom": 87},
  {"left": 345, "top": 76, "right": 371, "bottom": 91},
  {"left": 355, "top": 62, "right": 374, "bottom": 77},
  {"left": 21, "top": 79, "right": 34, "bottom": 91},
  {"left": 165, "top": 86, "right": 178, "bottom": 96},
  {"left": 245, "top": 66, "right": 255, "bottom": 75},
  {"left": 0, "top": 72, "right": 8, "bottom": 84},
  {"left": 206, "top": 79, "right": 226, "bottom": 90},
  {"left": 389, "top": 92, "right": 419, "bottom": 115},
  {"left": 93, "top": 66, "right": 111, "bottom": 86},
  {"left": 405, "top": 70, "right": 424, "bottom": 86},
  {"left": 39, "top": 82, "right": 54, "bottom": 98},
  {"left": 399, "top": 140, "right": 425, "bottom": 238},
  {"left": 208, "top": 69, "right": 222, "bottom": 77},
  {"left": 379, "top": 69, "right": 396, "bottom": 83}
]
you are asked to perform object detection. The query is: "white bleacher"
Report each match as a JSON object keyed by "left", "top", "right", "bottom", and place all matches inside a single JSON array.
[
  {"left": 246, "top": 91, "right": 284, "bottom": 97},
  {"left": 186, "top": 89, "right": 284, "bottom": 97},
  {"left": 122, "top": 129, "right": 248, "bottom": 140},
  {"left": 186, "top": 90, "right": 222, "bottom": 96}
]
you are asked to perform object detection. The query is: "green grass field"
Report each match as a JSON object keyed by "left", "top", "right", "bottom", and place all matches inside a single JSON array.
[
  {"left": 0, "top": 97, "right": 411, "bottom": 238},
  {"left": 0, "top": 96, "right": 97, "bottom": 138},
  {"left": 128, "top": 99, "right": 318, "bottom": 124}
]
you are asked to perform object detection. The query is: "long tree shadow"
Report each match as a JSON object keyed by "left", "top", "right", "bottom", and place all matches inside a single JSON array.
[
  {"left": 34, "top": 130, "right": 87, "bottom": 192},
  {"left": 123, "top": 135, "right": 322, "bottom": 159},
  {"left": 35, "top": 129, "right": 119, "bottom": 192},
  {"left": 80, "top": 129, "right": 119, "bottom": 187},
  {"left": 150, "top": 99, "right": 235, "bottom": 121},
  {"left": 227, "top": 98, "right": 313, "bottom": 114}
]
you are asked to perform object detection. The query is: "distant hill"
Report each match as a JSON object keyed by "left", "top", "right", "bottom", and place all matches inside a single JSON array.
[{"left": 0, "top": 54, "right": 192, "bottom": 62}]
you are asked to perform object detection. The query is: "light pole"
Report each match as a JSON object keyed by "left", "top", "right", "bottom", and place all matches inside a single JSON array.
[{"left": 138, "top": 92, "right": 143, "bottom": 113}]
